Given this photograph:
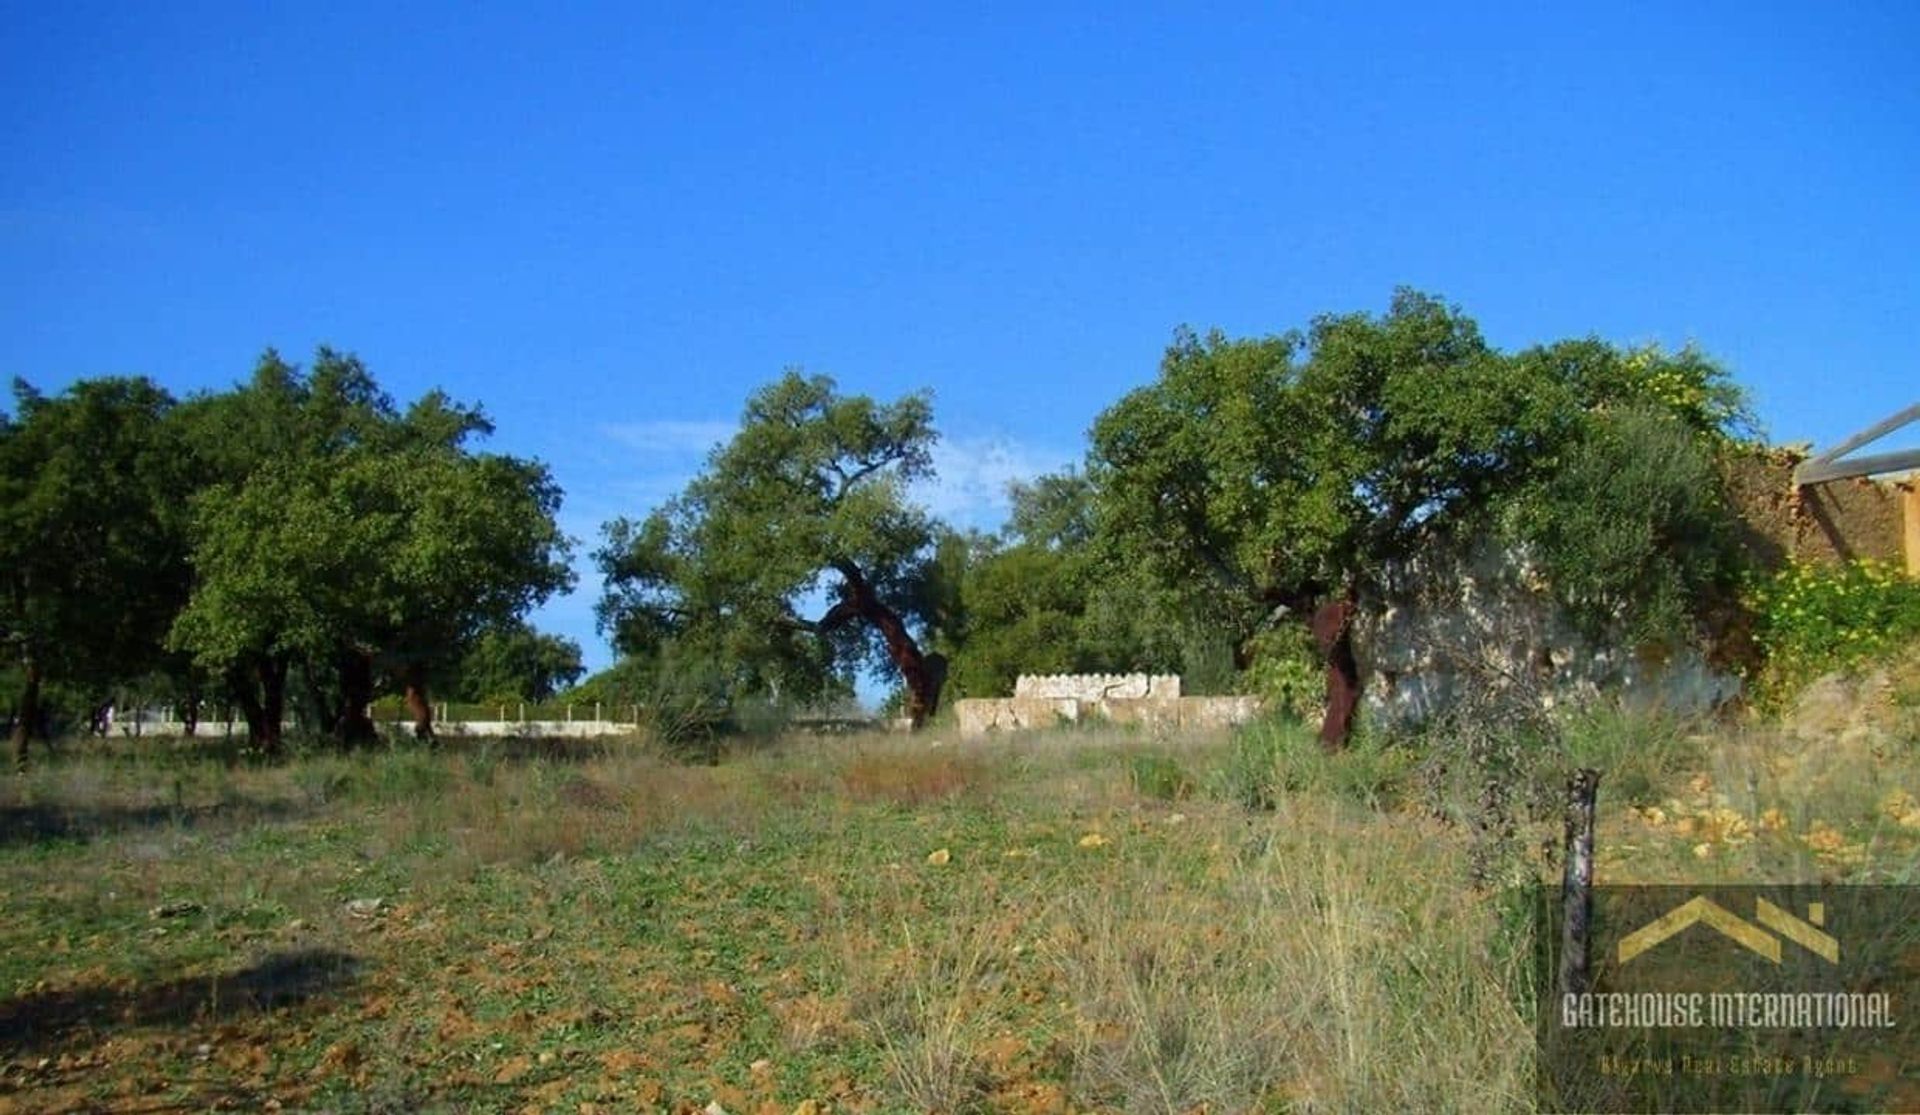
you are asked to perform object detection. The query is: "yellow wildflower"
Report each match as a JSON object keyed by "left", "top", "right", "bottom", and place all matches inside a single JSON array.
[{"left": 1804, "top": 824, "right": 1846, "bottom": 854}]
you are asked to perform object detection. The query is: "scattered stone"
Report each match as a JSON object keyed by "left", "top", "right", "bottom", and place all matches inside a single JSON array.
[
  {"left": 704, "top": 1103, "right": 730, "bottom": 1115},
  {"left": 925, "top": 848, "right": 951, "bottom": 866},
  {"left": 344, "top": 898, "right": 386, "bottom": 919},
  {"left": 148, "top": 901, "right": 200, "bottom": 919},
  {"left": 1077, "top": 833, "right": 1110, "bottom": 849}
]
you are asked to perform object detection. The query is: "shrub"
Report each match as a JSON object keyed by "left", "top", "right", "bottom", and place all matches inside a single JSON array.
[
  {"left": 1746, "top": 558, "right": 1920, "bottom": 710},
  {"left": 1504, "top": 403, "right": 1747, "bottom": 653},
  {"left": 1239, "top": 625, "right": 1323, "bottom": 723}
]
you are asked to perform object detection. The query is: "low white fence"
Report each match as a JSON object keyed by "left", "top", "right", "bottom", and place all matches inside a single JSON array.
[{"left": 101, "top": 707, "right": 640, "bottom": 739}]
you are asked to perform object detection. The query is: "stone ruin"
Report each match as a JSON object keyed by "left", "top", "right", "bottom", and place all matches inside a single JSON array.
[
  {"left": 954, "top": 673, "right": 1259, "bottom": 738},
  {"left": 1013, "top": 673, "right": 1182, "bottom": 701}
]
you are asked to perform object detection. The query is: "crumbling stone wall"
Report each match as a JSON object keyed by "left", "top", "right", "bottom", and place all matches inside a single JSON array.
[
  {"left": 1724, "top": 445, "right": 1907, "bottom": 569},
  {"left": 954, "top": 675, "right": 1255, "bottom": 739},
  {"left": 1013, "top": 673, "right": 1182, "bottom": 700},
  {"left": 1356, "top": 544, "right": 1741, "bottom": 726}
]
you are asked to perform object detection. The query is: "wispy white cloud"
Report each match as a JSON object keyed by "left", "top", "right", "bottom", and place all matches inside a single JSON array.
[
  {"left": 916, "top": 435, "right": 1078, "bottom": 530},
  {"left": 594, "top": 420, "right": 1074, "bottom": 530},
  {"left": 599, "top": 419, "right": 736, "bottom": 456}
]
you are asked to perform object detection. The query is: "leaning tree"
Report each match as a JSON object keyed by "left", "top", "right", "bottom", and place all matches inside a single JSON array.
[{"left": 597, "top": 372, "right": 949, "bottom": 727}]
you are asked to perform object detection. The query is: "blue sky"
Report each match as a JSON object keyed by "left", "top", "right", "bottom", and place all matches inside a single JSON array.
[{"left": 4, "top": 2, "right": 1917, "bottom": 675}]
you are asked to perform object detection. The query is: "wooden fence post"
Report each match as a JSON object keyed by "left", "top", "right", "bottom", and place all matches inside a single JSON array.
[
  {"left": 1561, "top": 768, "right": 1601, "bottom": 998},
  {"left": 1903, "top": 481, "right": 1918, "bottom": 578}
]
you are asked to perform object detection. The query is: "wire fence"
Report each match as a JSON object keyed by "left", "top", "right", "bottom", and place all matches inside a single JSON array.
[{"left": 366, "top": 699, "right": 642, "bottom": 725}]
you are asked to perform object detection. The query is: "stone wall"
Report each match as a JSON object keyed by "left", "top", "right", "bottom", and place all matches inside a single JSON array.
[
  {"left": 953, "top": 685, "right": 1258, "bottom": 739},
  {"left": 1013, "top": 673, "right": 1182, "bottom": 700},
  {"left": 1354, "top": 543, "right": 1743, "bottom": 726},
  {"left": 1724, "top": 444, "right": 1909, "bottom": 569}
]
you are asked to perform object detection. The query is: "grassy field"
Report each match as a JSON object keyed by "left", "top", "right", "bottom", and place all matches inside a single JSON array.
[{"left": 2, "top": 699, "right": 1918, "bottom": 1114}]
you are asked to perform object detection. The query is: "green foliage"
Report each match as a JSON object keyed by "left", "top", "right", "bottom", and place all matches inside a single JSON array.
[
  {"left": 1746, "top": 559, "right": 1920, "bottom": 709},
  {"left": 1238, "top": 626, "right": 1322, "bottom": 719},
  {"left": 931, "top": 535, "right": 1080, "bottom": 699},
  {"left": 446, "top": 621, "right": 585, "bottom": 703},
  {"left": 1086, "top": 292, "right": 1755, "bottom": 733},
  {"left": 1, "top": 376, "right": 190, "bottom": 752},
  {"left": 558, "top": 657, "right": 654, "bottom": 710},
  {"left": 1503, "top": 403, "right": 1748, "bottom": 649},
  {"left": 169, "top": 349, "right": 573, "bottom": 740},
  {"left": 929, "top": 472, "right": 1194, "bottom": 701},
  {"left": 1086, "top": 290, "right": 1573, "bottom": 716}
]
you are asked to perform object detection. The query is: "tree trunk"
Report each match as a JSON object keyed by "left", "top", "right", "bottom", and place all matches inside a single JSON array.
[
  {"left": 825, "top": 562, "right": 943, "bottom": 729},
  {"left": 11, "top": 657, "right": 42, "bottom": 772},
  {"left": 403, "top": 662, "right": 435, "bottom": 741},
  {"left": 301, "top": 666, "right": 332, "bottom": 742},
  {"left": 229, "top": 664, "right": 267, "bottom": 749},
  {"left": 1311, "top": 594, "right": 1361, "bottom": 751},
  {"left": 256, "top": 656, "right": 287, "bottom": 756},
  {"left": 334, "top": 648, "right": 379, "bottom": 747},
  {"left": 182, "top": 682, "right": 199, "bottom": 737}
]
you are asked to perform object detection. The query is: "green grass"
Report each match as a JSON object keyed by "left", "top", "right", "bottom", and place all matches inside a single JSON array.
[{"left": 2, "top": 709, "right": 1917, "bottom": 1113}]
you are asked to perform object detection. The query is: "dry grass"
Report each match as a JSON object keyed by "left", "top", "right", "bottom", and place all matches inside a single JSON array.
[{"left": 2, "top": 703, "right": 1916, "bottom": 1112}]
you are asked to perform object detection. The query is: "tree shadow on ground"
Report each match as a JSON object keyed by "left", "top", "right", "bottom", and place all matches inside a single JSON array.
[
  {"left": 0, "top": 949, "right": 364, "bottom": 1057},
  {"left": 0, "top": 798, "right": 313, "bottom": 849}
]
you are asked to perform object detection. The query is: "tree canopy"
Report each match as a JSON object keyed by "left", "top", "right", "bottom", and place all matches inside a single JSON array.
[
  {"left": 1088, "top": 289, "right": 1751, "bottom": 746},
  {"left": 447, "top": 620, "right": 586, "bottom": 704},
  {"left": 2, "top": 376, "right": 189, "bottom": 767},
  {"left": 168, "top": 349, "right": 573, "bottom": 749}
]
